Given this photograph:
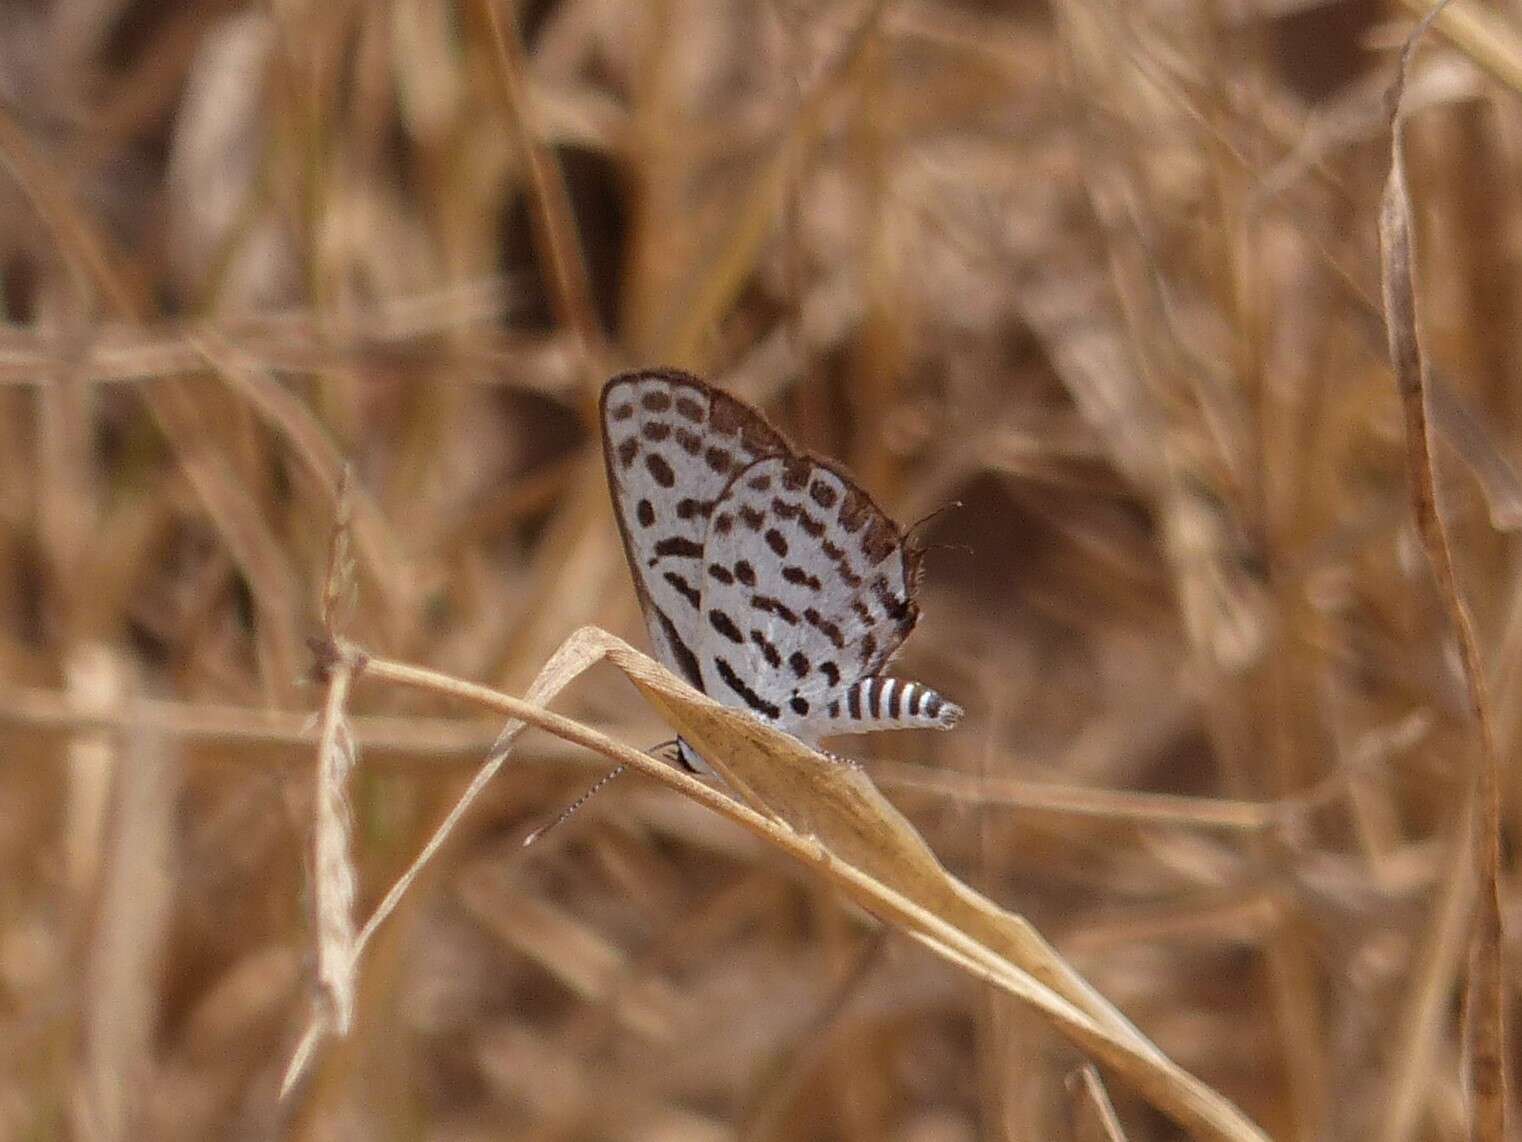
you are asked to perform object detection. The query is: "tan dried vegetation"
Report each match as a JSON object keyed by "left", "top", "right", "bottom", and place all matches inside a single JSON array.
[{"left": 0, "top": 0, "right": 1515, "bottom": 1138}]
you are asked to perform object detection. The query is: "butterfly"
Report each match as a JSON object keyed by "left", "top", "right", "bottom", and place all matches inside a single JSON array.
[{"left": 601, "top": 368, "right": 961, "bottom": 773}]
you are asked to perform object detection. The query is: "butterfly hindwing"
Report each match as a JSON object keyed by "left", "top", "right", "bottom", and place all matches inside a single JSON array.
[{"left": 696, "top": 454, "right": 920, "bottom": 737}]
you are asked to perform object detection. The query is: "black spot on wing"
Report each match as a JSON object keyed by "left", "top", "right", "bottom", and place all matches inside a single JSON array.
[
  {"left": 781, "top": 565, "right": 821, "bottom": 590},
  {"left": 749, "top": 629, "right": 781, "bottom": 668},
  {"left": 645, "top": 453, "right": 675, "bottom": 487},
  {"left": 838, "top": 488, "right": 870, "bottom": 533},
  {"left": 663, "top": 572, "right": 700, "bottom": 608},
  {"left": 873, "top": 574, "right": 911, "bottom": 622},
  {"left": 752, "top": 595, "right": 798, "bottom": 624},
  {"left": 709, "top": 609, "right": 744, "bottom": 644},
  {"left": 803, "top": 607, "right": 845, "bottom": 649},
  {"left": 715, "top": 657, "right": 781, "bottom": 719},
  {"left": 654, "top": 536, "right": 703, "bottom": 559},
  {"left": 636, "top": 499, "right": 655, "bottom": 527},
  {"left": 820, "top": 538, "right": 861, "bottom": 586},
  {"left": 861, "top": 519, "right": 896, "bottom": 563}
]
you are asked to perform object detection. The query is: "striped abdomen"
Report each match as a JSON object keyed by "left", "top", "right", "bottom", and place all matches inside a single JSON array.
[
  {"left": 674, "top": 675, "right": 959, "bottom": 772},
  {"left": 805, "top": 676, "right": 961, "bottom": 739}
]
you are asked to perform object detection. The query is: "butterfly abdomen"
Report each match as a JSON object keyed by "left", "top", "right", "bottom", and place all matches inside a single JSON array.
[{"left": 812, "top": 676, "right": 961, "bottom": 736}]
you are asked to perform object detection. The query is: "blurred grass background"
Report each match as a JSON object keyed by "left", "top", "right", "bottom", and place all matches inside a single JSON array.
[{"left": 0, "top": 0, "right": 1518, "bottom": 1137}]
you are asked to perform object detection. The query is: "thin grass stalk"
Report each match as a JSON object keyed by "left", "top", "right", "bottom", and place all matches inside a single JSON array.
[
  {"left": 473, "top": 0, "right": 607, "bottom": 372},
  {"left": 311, "top": 658, "right": 357, "bottom": 1038},
  {"left": 1380, "top": 6, "right": 1507, "bottom": 1137}
]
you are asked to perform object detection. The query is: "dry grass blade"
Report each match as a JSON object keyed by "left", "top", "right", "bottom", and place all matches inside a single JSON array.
[
  {"left": 62, "top": 646, "right": 126, "bottom": 894},
  {"left": 1395, "top": 0, "right": 1522, "bottom": 94},
  {"left": 333, "top": 630, "right": 1267, "bottom": 1141},
  {"left": 75, "top": 705, "right": 178, "bottom": 1142},
  {"left": 311, "top": 658, "right": 357, "bottom": 1038},
  {"left": 870, "top": 759, "right": 1326, "bottom": 833},
  {"left": 195, "top": 335, "right": 412, "bottom": 635},
  {"left": 282, "top": 494, "right": 362, "bottom": 1098},
  {"left": 1068, "top": 1063, "right": 1131, "bottom": 1142},
  {"left": 1378, "top": 798, "right": 1476, "bottom": 1142},
  {"left": 278, "top": 651, "right": 359, "bottom": 1101},
  {"left": 319, "top": 465, "right": 356, "bottom": 639},
  {"left": 655, "top": 0, "right": 890, "bottom": 364},
  {"left": 1380, "top": 6, "right": 1506, "bottom": 1138},
  {"left": 0, "top": 88, "right": 306, "bottom": 695},
  {"left": 456, "top": 866, "right": 681, "bottom": 1039},
  {"left": 473, "top": 0, "right": 606, "bottom": 371},
  {"left": 1427, "top": 378, "right": 1522, "bottom": 532}
]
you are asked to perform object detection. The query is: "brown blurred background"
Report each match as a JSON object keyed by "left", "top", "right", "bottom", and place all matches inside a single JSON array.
[{"left": 0, "top": 0, "right": 1518, "bottom": 1138}]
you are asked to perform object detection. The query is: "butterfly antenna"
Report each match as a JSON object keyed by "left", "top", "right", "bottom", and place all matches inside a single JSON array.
[
  {"left": 905, "top": 500, "right": 963, "bottom": 546},
  {"left": 522, "top": 765, "right": 626, "bottom": 847}
]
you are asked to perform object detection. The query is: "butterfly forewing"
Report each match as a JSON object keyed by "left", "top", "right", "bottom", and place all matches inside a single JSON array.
[
  {"left": 696, "top": 454, "right": 920, "bottom": 738},
  {"left": 600, "top": 370, "right": 785, "bottom": 692}
]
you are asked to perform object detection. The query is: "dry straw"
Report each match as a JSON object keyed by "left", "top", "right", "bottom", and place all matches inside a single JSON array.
[
  {"left": 5, "top": 0, "right": 1522, "bottom": 1136},
  {"left": 281, "top": 616, "right": 1269, "bottom": 1141},
  {"left": 1379, "top": 4, "right": 1505, "bottom": 1137}
]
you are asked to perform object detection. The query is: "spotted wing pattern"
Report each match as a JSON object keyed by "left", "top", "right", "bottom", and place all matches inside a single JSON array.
[
  {"left": 696, "top": 454, "right": 922, "bottom": 738},
  {"left": 601, "top": 368, "right": 961, "bottom": 768},
  {"left": 600, "top": 370, "right": 785, "bottom": 692}
]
